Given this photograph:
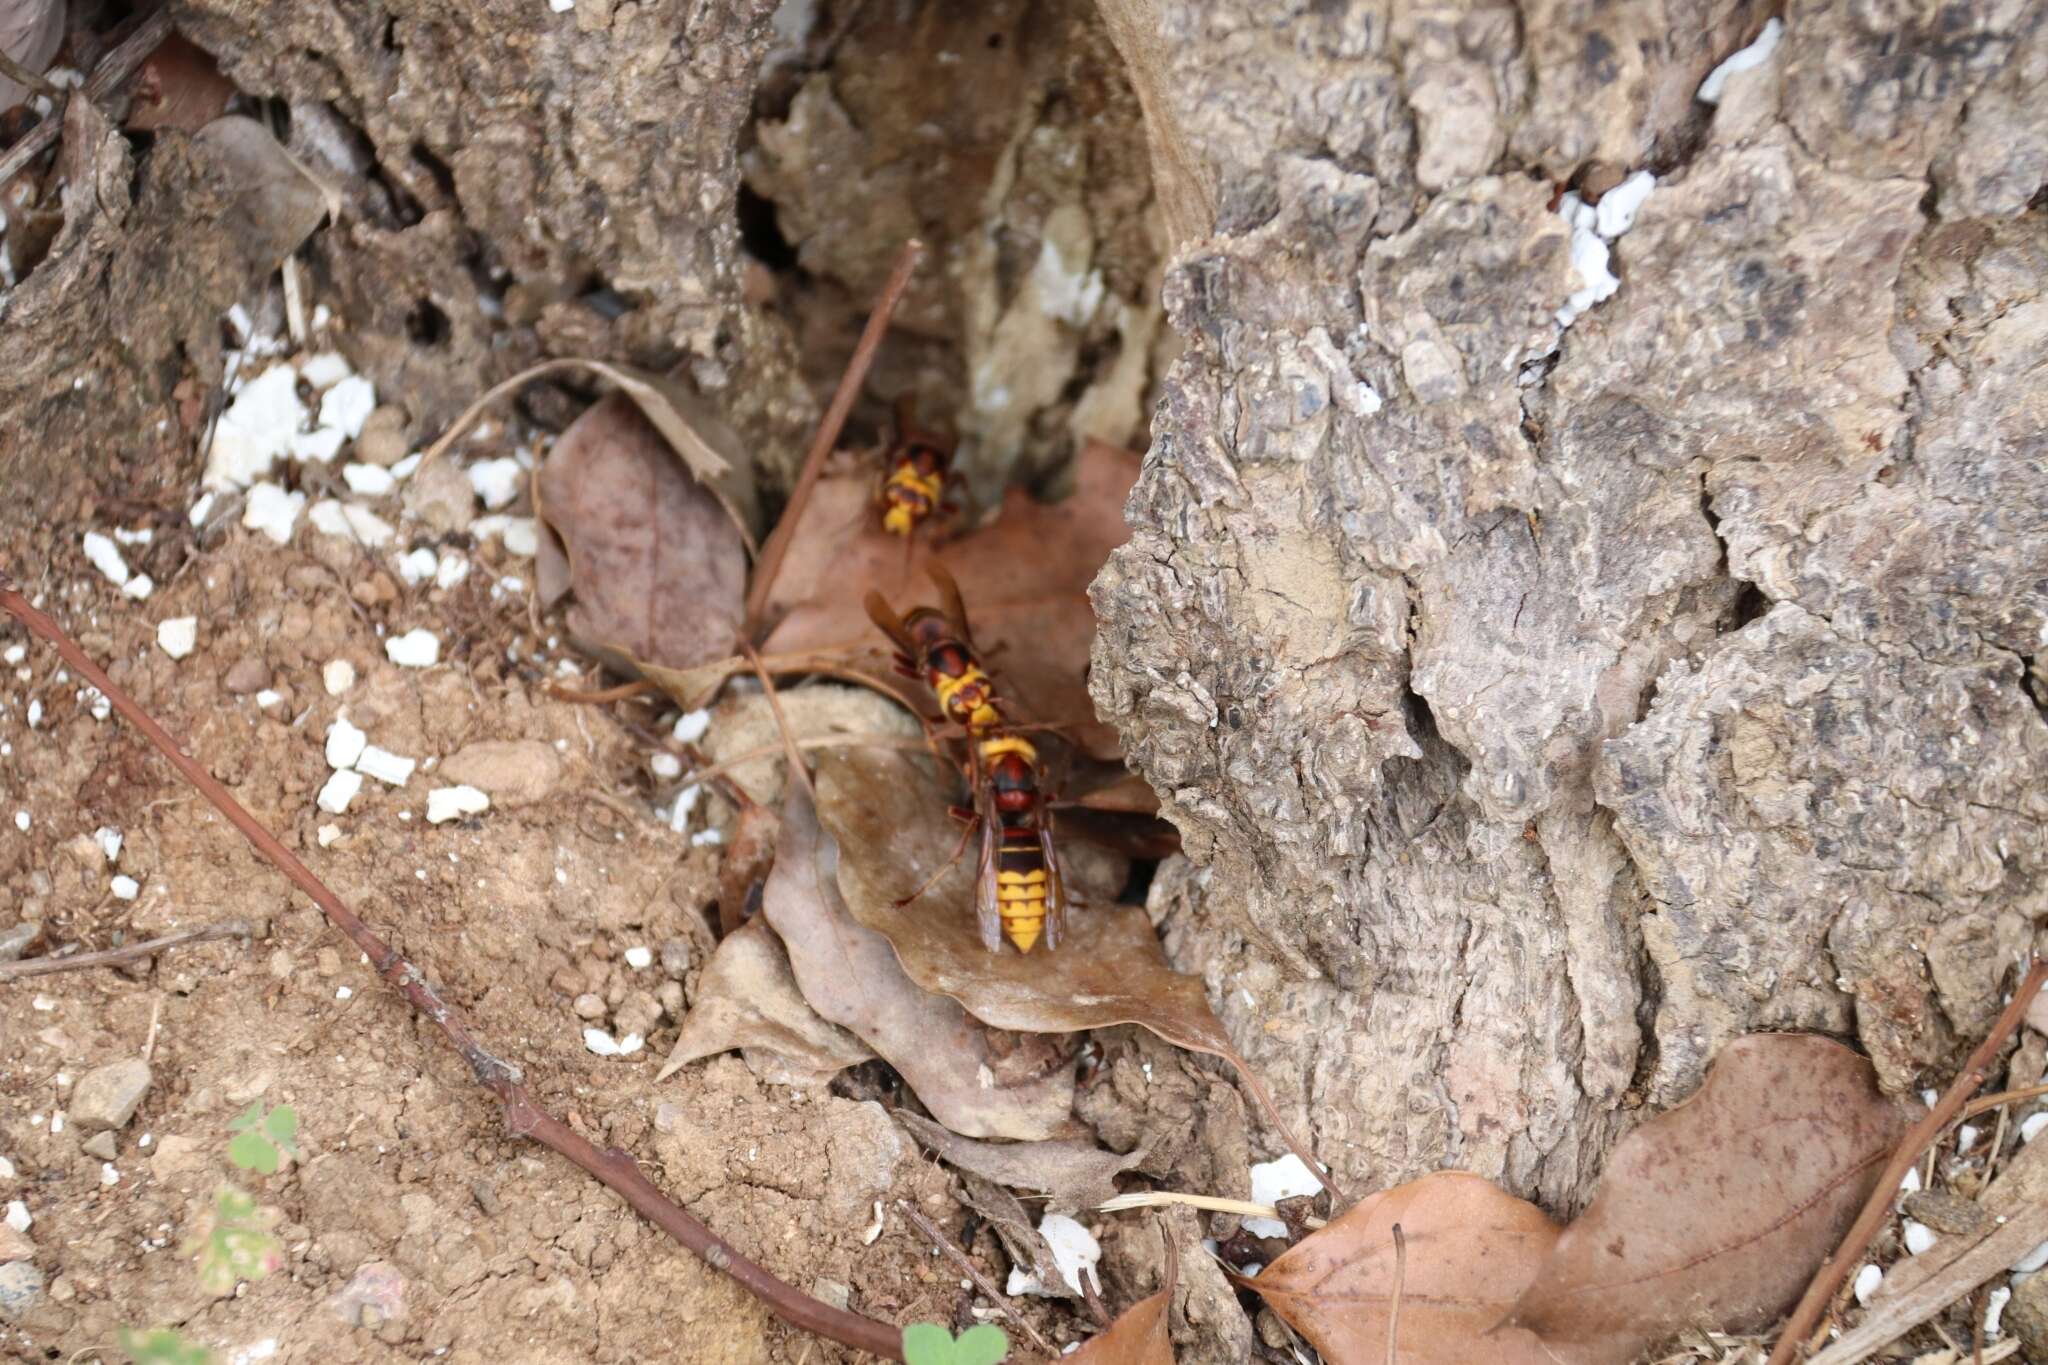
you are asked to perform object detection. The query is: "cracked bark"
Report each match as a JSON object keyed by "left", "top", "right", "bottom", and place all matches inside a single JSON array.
[{"left": 1090, "top": 0, "right": 2048, "bottom": 1211}]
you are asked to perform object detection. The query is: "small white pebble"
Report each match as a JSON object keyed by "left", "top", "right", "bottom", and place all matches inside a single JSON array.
[
  {"left": 1697, "top": 16, "right": 1784, "bottom": 104},
  {"left": 1987, "top": 1284, "right": 2011, "bottom": 1335},
  {"left": 311, "top": 304, "right": 332, "bottom": 330},
  {"left": 5, "top": 1200, "right": 30, "bottom": 1232},
  {"left": 385, "top": 629, "right": 440, "bottom": 668},
  {"left": 1903, "top": 1220, "right": 1938, "bottom": 1255},
  {"left": 0, "top": 1157, "right": 14, "bottom": 1179},
  {"left": 343, "top": 463, "right": 397, "bottom": 497},
  {"left": 691, "top": 828, "right": 723, "bottom": 847},
  {"left": 290, "top": 427, "right": 347, "bottom": 464},
  {"left": 336, "top": 986, "right": 353, "bottom": 1001},
  {"left": 426, "top": 785, "right": 491, "bottom": 823},
  {"left": 616, "top": 1033, "right": 644, "bottom": 1056},
  {"left": 434, "top": 554, "right": 471, "bottom": 590},
  {"left": 110, "top": 875, "right": 140, "bottom": 901},
  {"left": 1958, "top": 1124, "right": 1981, "bottom": 1155},
  {"left": 93, "top": 826, "right": 123, "bottom": 862},
  {"left": 82, "top": 531, "right": 131, "bottom": 587},
  {"left": 1900, "top": 1166, "right": 1924, "bottom": 1194},
  {"left": 23, "top": 700, "right": 39, "bottom": 728},
  {"left": 549, "top": 0, "right": 575, "bottom": 12},
  {"left": 325, "top": 715, "right": 368, "bottom": 770},
  {"left": 624, "top": 946, "right": 653, "bottom": 970},
  {"left": 49, "top": 1114, "right": 63, "bottom": 1135},
  {"left": 13, "top": 810, "right": 29, "bottom": 832},
  {"left": 356, "top": 746, "right": 417, "bottom": 787},
  {"left": 1922, "top": 1089, "right": 1941, "bottom": 1108},
  {"left": 242, "top": 482, "right": 306, "bottom": 544},
  {"left": 467, "top": 457, "right": 525, "bottom": 510},
  {"left": 2015, "top": 1239, "right": 2048, "bottom": 1274},
  {"left": 122, "top": 574, "right": 155, "bottom": 600},
  {"left": 157, "top": 617, "right": 199, "bottom": 660},
  {"left": 296, "top": 352, "right": 352, "bottom": 388},
  {"left": 672, "top": 709, "right": 711, "bottom": 744},
  {"left": 390, "top": 453, "right": 422, "bottom": 479},
  {"left": 255, "top": 689, "right": 282, "bottom": 708},
  {"left": 669, "top": 783, "right": 702, "bottom": 832},
  {"left": 100, "top": 1163, "right": 119, "bottom": 1187},
  {"left": 584, "top": 1027, "right": 621, "bottom": 1057},
  {"left": 651, "top": 753, "right": 682, "bottom": 779},
  {"left": 188, "top": 492, "right": 218, "bottom": 526},
  {"left": 501, "top": 518, "right": 539, "bottom": 557},
  {"left": 1, "top": 644, "right": 22, "bottom": 665},
  {"left": 2022, "top": 1113, "right": 2048, "bottom": 1145},
  {"left": 137, "top": 1135, "right": 151, "bottom": 1149},
  {"left": 317, "top": 769, "right": 364, "bottom": 814},
  {"left": 318, "top": 375, "right": 377, "bottom": 438},
  {"left": 316, "top": 824, "right": 342, "bottom": 848},
  {"left": 1594, "top": 170, "right": 1656, "bottom": 239},
  {"left": 393, "top": 547, "right": 439, "bottom": 585},
  {"left": 322, "top": 659, "right": 357, "bottom": 696}
]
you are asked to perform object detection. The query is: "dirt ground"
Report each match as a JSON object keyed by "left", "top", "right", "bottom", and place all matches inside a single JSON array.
[{"left": 0, "top": 432, "right": 1152, "bottom": 1361}]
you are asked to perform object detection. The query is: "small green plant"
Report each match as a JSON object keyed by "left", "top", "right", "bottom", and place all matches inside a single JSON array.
[
  {"left": 901, "top": 1322, "right": 1008, "bottom": 1365},
  {"left": 226, "top": 1102, "right": 299, "bottom": 1175},
  {"left": 183, "top": 1185, "right": 285, "bottom": 1296},
  {"left": 118, "top": 1327, "right": 212, "bottom": 1365}
]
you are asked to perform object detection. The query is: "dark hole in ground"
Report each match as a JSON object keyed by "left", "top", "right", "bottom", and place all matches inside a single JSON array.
[
  {"left": 736, "top": 182, "right": 798, "bottom": 273},
  {"left": 1731, "top": 581, "right": 1769, "bottom": 627},
  {"left": 406, "top": 298, "right": 450, "bottom": 347},
  {"left": 1117, "top": 855, "right": 1158, "bottom": 906}
]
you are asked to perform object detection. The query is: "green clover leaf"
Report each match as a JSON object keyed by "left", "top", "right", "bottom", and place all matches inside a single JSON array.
[{"left": 902, "top": 1322, "right": 1008, "bottom": 1365}]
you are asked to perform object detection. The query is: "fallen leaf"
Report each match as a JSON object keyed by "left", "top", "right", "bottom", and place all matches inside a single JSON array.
[
  {"left": 126, "top": 34, "right": 237, "bottom": 132},
  {"left": 193, "top": 116, "right": 334, "bottom": 272},
  {"left": 764, "top": 785, "right": 1078, "bottom": 1140},
  {"left": 1245, "top": 1172, "right": 1562, "bottom": 1365},
  {"left": 656, "top": 919, "right": 873, "bottom": 1086},
  {"left": 1508, "top": 1033, "right": 1917, "bottom": 1363},
  {"left": 894, "top": 1110, "right": 1144, "bottom": 1212},
  {"left": 537, "top": 393, "right": 748, "bottom": 677},
  {"left": 0, "top": 0, "right": 63, "bottom": 111},
  {"left": 814, "top": 745, "right": 1335, "bottom": 1195},
  {"left": 955, "top": 1171, "right": 1083, "bottom": 1305},
  {"left": 762, "top": 440, "right": 1141, "bottom": 759},
  {"left": 427, "top": 359, "right": 761, "bottom": 544},
  {"left": 1069, "top": 1222, "right": 1177, "bottom": 1365}
]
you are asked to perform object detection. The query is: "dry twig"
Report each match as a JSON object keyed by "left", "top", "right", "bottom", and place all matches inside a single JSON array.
[
  {"left": 743, "top": 239, "right": 924, "bottom": 635},
  {"left": 0, "top": 571, "right": 905, "bottom": 1363},
  {"left": 0, "top": 919, "right": 251, "bottom": 982},
  {"left": 0, "top": 10, "right": 175, "bottom": 187},
  {"left": 1385, "top": 1223, "right": 1407, "bottom": 1365},
  {"left": 896, "top": 1198, "right": 1058, "bottom": 1359},
  {"left": 1767, "top": 959, "right": 2048, "bottom": 1365}
]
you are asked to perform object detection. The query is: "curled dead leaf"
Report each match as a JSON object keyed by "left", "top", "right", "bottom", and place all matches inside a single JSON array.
[
  {"left": 0, "top": 0, "right": 63, "bottom": 110},
  {"left": 656, "top": 919, "right": 873, "bottom": 1086},
  {"left": 1068, "top": 1222, "right": 1177, "bottom": 1365},
  {"left": 193, "top": 116, "right": 336, "bottom": 272},
  {"left": 893, "top": 1109, "right": 1144, "bottom": 1213},
  {"left": 1245, "top": 1171, "right": 1563, "bottom": 1365},
  {"left": 536, "top": 392, "right": 748, "bottom": 677},
  {"left": 765, "top": 785, "right": 1077, "bottom": 1140},
  {"left": 1508, "top": 1033, "right": 1917, "bottom": 1364}
]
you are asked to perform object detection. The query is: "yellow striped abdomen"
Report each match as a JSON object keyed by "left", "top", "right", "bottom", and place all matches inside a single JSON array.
[
  {"left": 996, "top": 866, "right": 1049, "bottom": 953},
  {"left": 882, "top": 463, "right": 944, "bottom": 536}
]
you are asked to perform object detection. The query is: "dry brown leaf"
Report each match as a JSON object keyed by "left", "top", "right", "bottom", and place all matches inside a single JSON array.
[
  {"left": 193, "top": 116, "right": 334, "bottom": 272},
  {"left": 125, "top": 34, "right": 236, "bottom": 132},
  {"left": 954, "top": 1171, "right": 1083, "bottom": 1305},
  {"left": 0, "top": 0, "right": 63, "bottom": 110},
  {"left": 427, "top": 358, "right": 761, "bottom": 545},
  {"left": 1508, "top": 1033, "right": 1917, "bottom": 1364},
  {"left": 814, "top": 745, "right": 1336, "bottom": 1194},
  {"left": 893, "top": 1110, "right": 1144, "bottom": 1212},
  {"left": 1070, "top": 1229, "right": 1177, "bottom": 1365},
  {"left": 1246, "top": 1171, "right": 1564, "bottom": 1365},
  {"left": 536, "top": 392, "right": 748, "bottom": 677},
  {"left": 761, "top": 440, "right": 1141, "bottom": 759},
  {"left": 764, "top": 786, "right": 1078, "bottom": 1140},
  {"left": 656, "top": 919, "right": 873, "bottom": 1086}
]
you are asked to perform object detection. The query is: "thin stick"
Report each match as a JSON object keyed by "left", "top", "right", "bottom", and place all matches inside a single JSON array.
[
  {"left": 142, "top": 993, "right": 164, "bottom": 1062},
  {"left": 0, "top": 46, "right": 59, "bottom": 99},
  {"left": 0, "top": 573, "right": 905, "bottom": 1363},
  {"left": 0, "top": 10, "right": 174, "bottom": 187},
  {"left": 738, "top": 637, "right": 818, "bottom": 803},
  {"left": 1959, "top": 1081, "right": 2048, "bottom": 1123},
  {"left": 1767, "top": 959, "right": 2048, "bottom": 1365},
  {"left": 743, "top": 239, "right": 924, "bottom": 635},
  {"left": 1095, "top": 1190, "right": 1327, "bottom": 1230},
  {"left": 547, "top": 678, "right": 658, "bottom": 704},
  {"left": 1385, "top": 1224, "right": 1407, "bottom": 1365},
  {"left": 896, "top": 1199, "right": 1058, "bottom": 1359},
  {"left": 0, "top": 919, "right": 252, "bottom": 982}
]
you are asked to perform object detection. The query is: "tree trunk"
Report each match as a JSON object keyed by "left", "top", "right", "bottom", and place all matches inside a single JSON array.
[{"left": 1089, "top": 0, "right": 2048, "bottom": 1211}]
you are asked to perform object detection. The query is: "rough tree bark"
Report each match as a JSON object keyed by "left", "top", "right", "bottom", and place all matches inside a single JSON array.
[{"left": 1089, "top": 0, "right": 2048, "bottom": 1211}]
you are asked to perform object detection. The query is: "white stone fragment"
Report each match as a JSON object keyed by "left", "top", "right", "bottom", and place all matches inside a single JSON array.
[
  {"left": 317, "top": 824, "right": 342, "bottom": 848},
  {"left": 669, "top": 783, "right": 702, "bottom": 832},
  {"left": 100, "top": 1163, "right": 119, "bottom": 1187},
  {"left": 2022, "top": 1112, "right": 2048, "bottom": 1144},
  {"left": 624, "top": 946, "right": 653, "bottom": 970},
  {"left": 255, "top": 689, "right": 282, "bottom": 708},
  {"left": 390, "top": 453, "right": 422, "bottom": 479},
  {"left": 325, "top": 715, "right": 368, "bottom": 770},
  {"left": 1852, "top": 1262, "right": 1882, "bottom": 1306},
  {"left": 1903, "top": 1220, "right": 1938, "bottom": 1255},
  {"left": 2, "top": 644, "right": 23, "bottom": 665},
  {"left": 467, "top": 457, "right": 525, "bottom": 510},
  {"left": 204, "top": 366, "right": 307, "bottom": 489},
  {"left": 1900, "top": 1166, "right": 1924, "bottom": 1194},
  {"left": 82, "top": 532, "right": 131, "bottom": 587},
  {"left": 1697, "top": 18, "right": 1783, "bottom": 105},
  {"left": 426, "top": 785, "right": 491, "bottom": 823},
  {"left": 549, "top": 0, "right": 575, "bottom": 12},
  {"left": 342, "top": 463, "right": 397, "bottom": 497},
  {"left": 318, "top": 375, "right": 377, "bottom": 438},
  {"left": 1005, "top": 1214, "right": 1101, "bottom": 1298},
  {"left": 157, "top": 617, "right": 198, "bottom": 659},
  {"left": 1987, "top": 1284, "right": 2011, "bottom": 1336},
  {"left": 1958, "top": 1123, "right": 1981, "bottom": 1155},
  {"left": 583, "top": 1027, "right": 621, "bottom": 1057},
  {"left": 385, "top": 629, "right": 440, "bottom": 668},
  {"left": 1594, "top": 170, "right": 1656, "bottom": 239},
  {"left": 93, "top": 827, "right": 122, "bottom": 862},
  {"left": 13, "top": 811, "right": 29, "bottom": 832},
  {"left": 394, "top": 548, "right": 439, "bottom": 585},
  {"left": 296, "top": 352, "right": 352, "bottom": 388},
  {"left": 122, "top": 574, "right": 155, "bottom": 600},
  {"left": 433, "top": 554, "right": 471, "bottom": 590},
  {"left": 4, "top": 1200, "right": 28, "bottom": 1232},
  {"left": 290, "top": 427, "right": 347, "bottom": 464},
  {"left": 691, "top": 828, "right": 723, "bottom": 847},
  {"left": 317, "top": 769, "right": 363, "bottom": 814},
  {"left": 110, "top": 875, "right": 139, "bottom": 901},
  {"left": 25, "top": 701, "right": 40, "bottom": 728},
  {"left": 322, "top": 659, "right": 356, "bottom": 696},
  {"left": 1246, "top": 1154, "right": 1321, "bottom": 1238},
  {"left": 226, "top": 304, "right": 254, "bottom": 343},
  {"left": 189, "top": 492, "right": 218, "bottom": 527},
  {"left": 2014, "top": 1239, "right": 2048, "bottom": 1275},
  {"left": 242, "top": 482, "right": 306, "bottom": 544},
  {"left": 616, "top": 1032, "right": 644, "bottom": 1056},
  {"left": 650, "top": 752, "right": 682, "bottom": 779},
  {"left": 0, "top": 1157, "right": 13, "bottom": 1179},
  {"left": 672, "top": 709, "right": 711, "bottom": 744},
  {"left": 355, "top": 746, "right": 417, "bottom": 787}
]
